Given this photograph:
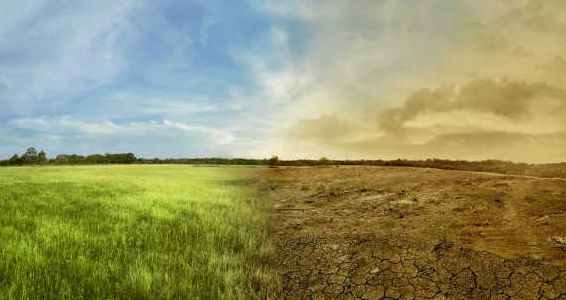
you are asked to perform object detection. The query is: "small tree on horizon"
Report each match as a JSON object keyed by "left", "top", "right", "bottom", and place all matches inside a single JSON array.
[
  {"left": 22, "top": 147, "right": 39, "bottom": 164},
  {"left": 9, "top": 154, "right": 21, "bottom": 165},
  {"left": 38, "top": 150, "right": 47, "bottom": 164},
  {"left": 24, "top": 147, "right": 38, "bottom": 157},
  {"left": 268, "top": 156, "right": 279, "bottom": 168}
]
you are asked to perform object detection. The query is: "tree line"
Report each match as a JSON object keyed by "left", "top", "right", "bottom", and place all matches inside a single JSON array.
[
  {"left": 1, "top": 148, "right": 564, "bottom": 178},
  {"left": 0, "top": 147, "right": 48, "bottom": 165},
  {"left": 0, "top": 147, "right": 267, "bottom": 166},
  {"left": 0, "top": 148, "right": 138, "bottom": 166}
]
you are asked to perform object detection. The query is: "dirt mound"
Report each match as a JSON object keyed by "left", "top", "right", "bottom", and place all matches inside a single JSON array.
[{"left": 265, "top": 166, "right": 566, "bottom": 299}]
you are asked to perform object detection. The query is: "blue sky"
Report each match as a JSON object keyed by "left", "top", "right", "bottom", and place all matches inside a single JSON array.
[
  {"left": 1, "top": 0, "right": 564, "bottom": 162},
  {"left": 1, "top": 0, "right": 305, "bottom": 158}
]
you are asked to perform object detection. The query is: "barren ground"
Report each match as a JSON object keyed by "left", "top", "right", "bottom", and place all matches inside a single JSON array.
[{"left": 263, "top": 166, "right": 566, "bottom": 300}]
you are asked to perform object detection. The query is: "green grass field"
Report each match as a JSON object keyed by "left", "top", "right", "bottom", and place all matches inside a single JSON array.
[{"left": 0, "top": 165, "right": 274, "bottom": 300}]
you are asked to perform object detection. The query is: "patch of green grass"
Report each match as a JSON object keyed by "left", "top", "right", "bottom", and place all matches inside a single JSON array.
[{"left": 0, "top": 165, "right": 274, "bottom": 300}]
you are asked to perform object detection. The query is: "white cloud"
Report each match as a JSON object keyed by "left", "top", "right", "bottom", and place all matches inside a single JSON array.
[
  {"left": 162, "top": 120, "right": 235, "bottom": 145},
  {"left": 7, "top": 117, "right": 235, "bottom": 146},
  {"left": 270, "top": 27, "right": 288, "bottom": 45},
  {"left": 0, "top": 0, "right": 137, "bottom": 115}
]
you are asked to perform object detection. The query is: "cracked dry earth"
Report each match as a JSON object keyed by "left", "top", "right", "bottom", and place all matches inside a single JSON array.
[{"left": 264, "top": 166, "right": 566, "bottom": 300}]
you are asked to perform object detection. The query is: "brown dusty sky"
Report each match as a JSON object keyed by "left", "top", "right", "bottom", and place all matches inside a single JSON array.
[{"left": 259, "top": 0, "right": 565, "bottom": 163}]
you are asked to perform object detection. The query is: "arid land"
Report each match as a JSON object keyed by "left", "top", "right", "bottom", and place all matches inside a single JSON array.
[{"left": 262, "top": 166, "right": 566, "bottom": 300}]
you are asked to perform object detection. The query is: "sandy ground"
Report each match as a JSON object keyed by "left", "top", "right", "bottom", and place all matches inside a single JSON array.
[{"left": 263, "top": 166, "right": 566, "bottom": 300}]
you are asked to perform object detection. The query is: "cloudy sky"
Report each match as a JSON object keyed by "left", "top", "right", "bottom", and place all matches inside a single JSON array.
[{"left": 0, "top": 0, "right": 564, "bottom": 162}]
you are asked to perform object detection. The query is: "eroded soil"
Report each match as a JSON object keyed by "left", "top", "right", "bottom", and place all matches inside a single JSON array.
[{"left": 264, "top": 166, "right": 566, "bottom": 299}]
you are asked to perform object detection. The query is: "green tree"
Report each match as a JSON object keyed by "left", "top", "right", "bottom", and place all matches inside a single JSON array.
[
  {"left": 38, "top": 150, "right": 47, "bottom": 164},
  {"left": 86, "top": 154, "right": 106, "bottom": 164},
  {"left": 124, "top": 153, "right": 136, "bottom": 164},
  {"left": 55, "top": 154, "right": 70, "bottom": 164},
  {"left": 24, "top": 147, "right": 38, "bottom": 157},
  {"left": 22, "top": 147, "right": 39, "bottom": 164},
  {"left": 68, "top": 155, "right": 86, "bottom": 164},
  {"left": 9, "top": 154, "right": 22, "bottom": 165}
]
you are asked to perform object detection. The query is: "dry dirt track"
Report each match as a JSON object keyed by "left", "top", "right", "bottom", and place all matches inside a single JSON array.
[{"left": 263, "top": 166, "right": 566, "bottom": 300}]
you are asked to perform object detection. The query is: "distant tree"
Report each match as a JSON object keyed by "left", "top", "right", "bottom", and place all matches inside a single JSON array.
[
  {"left": 9, "top": 154, "right": 22, "bottom": 165},
  {"left": 55, "top": 154, "right": 70, "bottom": 164},
  {"left": 104, "top": 153, "right": 137, "bottom": 164},
  {"left": 124, "top": 153, "right": 136, "bottom": 164},
  {"left": 68, "top": 155, "right": 86, "bottom": 164},
  {"left": 25, "top": 147, "right": 38, "bottom": 157},
  {"left": 268, "top": 156, "right": 279, "bottom": 168},
  {"left": 22, "top": 147, "right": 39, "bottom": 164},
  {"left": 38, "top": 150, "right": 47, "bottom": 164},
  {"left": 318, "top": 157, "right": 330, "bottom": 165},
  {"left": 86, "top": 154, "right": 106, "bottom": 164}
]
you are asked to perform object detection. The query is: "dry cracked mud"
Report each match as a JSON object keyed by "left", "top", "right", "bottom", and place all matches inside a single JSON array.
[
  {"left": 263, "top": 166, "right": 566, "bottom": 299},
  {"left": 278, "top": 236, "right": 566, "bottom": 300}
]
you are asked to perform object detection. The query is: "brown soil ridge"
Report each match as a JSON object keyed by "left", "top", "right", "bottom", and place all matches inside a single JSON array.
[{"left": 277, "top": 235, "right": 566, "bottom": 300}]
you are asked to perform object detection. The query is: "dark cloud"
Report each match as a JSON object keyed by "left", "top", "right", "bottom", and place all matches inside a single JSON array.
[
  {"left": 378, "top": 86, "right": 454, "bottom": 132},
  {"left": 286, "top": 77, "right": 565, "bottom": 163},
  {"left": 378, "top": 78, "right": 565, "bottom": 132}
]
